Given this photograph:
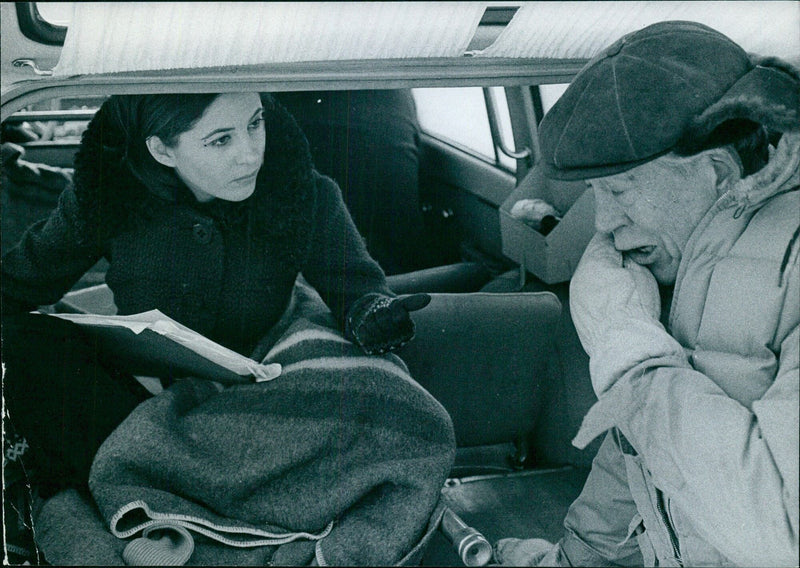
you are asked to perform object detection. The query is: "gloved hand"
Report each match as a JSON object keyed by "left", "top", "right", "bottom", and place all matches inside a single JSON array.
[
  {"left": 569, "top": 232, "right": 663, "bottom": 396},
  {"left": 345, "top": 293, "right": 431, "bottom": 355}
]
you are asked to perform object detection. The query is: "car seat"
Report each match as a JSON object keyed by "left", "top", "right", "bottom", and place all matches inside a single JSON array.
[{"left": 274, "top": 90, "right": 434, "bottom": 275}]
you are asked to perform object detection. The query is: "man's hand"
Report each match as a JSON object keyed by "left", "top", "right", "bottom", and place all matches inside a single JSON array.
[
  {"left": 346, "top": 293, "right": 431, "bottom": 355},
  {"left": 570, "top": 232, "right": 661, "bottom": 394},
  {"left": 494, "top": 537, "right": 563, "bottom": 566}
]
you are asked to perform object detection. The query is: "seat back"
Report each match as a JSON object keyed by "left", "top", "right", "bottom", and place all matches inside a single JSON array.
[
  {"left": 398, "top": 291, "right": 561, "bottom": 447},
  {"left": 386, "top": 262, "right": 491, "bottom": 295},
  {"left": 480, "top": 272, "right": 601, "bottom": 467}
]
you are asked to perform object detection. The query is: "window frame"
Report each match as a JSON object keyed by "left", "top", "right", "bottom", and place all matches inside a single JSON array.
[
  {"left": 413, "top": 85, "right": 525, "bottom": 175},
  {"left": 413, "top": 86, "right": 501, "bottom": 169}
]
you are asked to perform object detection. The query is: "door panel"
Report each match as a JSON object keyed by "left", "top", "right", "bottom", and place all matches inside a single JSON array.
[{"left": 418, "top": 134, "right": 515, "bottom": 264}]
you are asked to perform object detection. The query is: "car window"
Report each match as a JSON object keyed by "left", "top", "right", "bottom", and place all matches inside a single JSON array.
[
  {"left": 5, "top": 97, "right": 104, "bottom": 144},
  {"left": 539, "top": 83, "right": 569, "bottom": 115},
  {"left": 35, "top": 2, "right": 74, "bottom": 26},
  {"left": 412, "top": 86, "right": 517, "bottom": 172}
]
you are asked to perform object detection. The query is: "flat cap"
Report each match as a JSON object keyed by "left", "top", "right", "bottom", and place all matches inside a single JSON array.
[{"left": 539, "top": 20, "right": 800, "bottom": 180}]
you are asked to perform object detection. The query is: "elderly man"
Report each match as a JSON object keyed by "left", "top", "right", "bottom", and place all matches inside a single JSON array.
[{"left": 496, "top": 21, "right": 799, "bottom": 567}]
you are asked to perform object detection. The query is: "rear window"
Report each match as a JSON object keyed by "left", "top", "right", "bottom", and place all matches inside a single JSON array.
[
  {"left": 413, "top": 86, "right": 517, "bottom": 171},
  {"left": 539, "top": 84, "right": 569, "bottom": 115},
  {"left": 34, "top": 3, "right": 73, "bottom": 26},
  {"left": 4, "top": 97, "right": 104, "bottom": 144}
]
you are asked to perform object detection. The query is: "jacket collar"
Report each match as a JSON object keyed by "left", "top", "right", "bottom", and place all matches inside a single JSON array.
[{"left": 718, "top": 131, "right": 800, "bottom": 214}]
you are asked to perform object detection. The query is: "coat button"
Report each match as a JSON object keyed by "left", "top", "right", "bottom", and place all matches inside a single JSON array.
[{"left": 192, "top": 223, "right": 212, "bottom": 244}]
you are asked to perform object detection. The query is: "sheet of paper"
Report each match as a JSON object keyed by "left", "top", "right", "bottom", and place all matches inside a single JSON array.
[{"left": 47, "top": 310, "right": 281, "bottom": 382}]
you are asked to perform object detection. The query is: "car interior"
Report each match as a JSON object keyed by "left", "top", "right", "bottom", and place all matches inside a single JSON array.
[{"left": 2, "top": 2, "right": 796, "bottom": 565}]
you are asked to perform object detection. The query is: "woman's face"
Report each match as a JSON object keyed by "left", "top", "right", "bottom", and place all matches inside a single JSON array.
[{"left": 155, "top": 92, "right": 266, "bottom": 202}]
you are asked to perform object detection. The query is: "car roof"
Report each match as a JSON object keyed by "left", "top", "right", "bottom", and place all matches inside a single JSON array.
[{"left": 3, "top": 1, "right": 798, "bottom": 120}]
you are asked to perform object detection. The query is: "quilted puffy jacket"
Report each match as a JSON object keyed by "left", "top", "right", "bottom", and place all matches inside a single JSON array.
[{"left": 561, "top": 132, "right": 800, "bottom": 567}]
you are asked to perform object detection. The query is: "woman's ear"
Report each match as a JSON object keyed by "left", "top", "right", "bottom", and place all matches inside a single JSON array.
[{"left": 145, "top": 136, "right": 176, "bottom": 168}]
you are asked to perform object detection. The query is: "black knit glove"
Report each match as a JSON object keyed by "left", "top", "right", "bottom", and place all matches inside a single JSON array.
[{"left": 345, "top": 293, "right": 431, "bottom": 355}]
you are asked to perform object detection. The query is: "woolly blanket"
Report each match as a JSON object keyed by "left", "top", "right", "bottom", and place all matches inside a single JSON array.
[{"left": 37, "top": 284, "right": 455, "bottom": 566}]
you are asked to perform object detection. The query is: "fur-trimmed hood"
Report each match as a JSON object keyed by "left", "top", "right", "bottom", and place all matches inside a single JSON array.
[
  {"left": 72, "top": 93, "right": 316, "bottom": 267},
  {"left": 676, "top": 55, "right": 800, "bottom": 155},
  {"left": 725, "top": 131, "right": 800, "bottom": 210}
]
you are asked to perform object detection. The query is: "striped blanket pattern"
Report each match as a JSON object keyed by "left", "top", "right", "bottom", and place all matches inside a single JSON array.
[{"left": 87, "top": 295, "right": 456, "bottom": 566}]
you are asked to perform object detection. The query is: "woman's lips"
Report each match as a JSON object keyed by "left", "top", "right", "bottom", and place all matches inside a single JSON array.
[{"left": 233, "top": 171, "right": 259, "bottom": 183}]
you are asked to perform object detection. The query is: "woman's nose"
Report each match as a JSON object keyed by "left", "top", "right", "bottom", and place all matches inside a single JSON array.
[{"left": 235, "top": 138, "right": 261, "bottom": 166}]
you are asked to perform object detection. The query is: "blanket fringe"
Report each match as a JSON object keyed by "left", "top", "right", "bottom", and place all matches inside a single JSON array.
[{"left": 111, "top": 500, "right": 334, "bottom": 548}]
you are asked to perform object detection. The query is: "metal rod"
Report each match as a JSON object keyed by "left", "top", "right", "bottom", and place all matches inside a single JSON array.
[{"left": 440, "top": 507, "right": 493, "bottom": 566}]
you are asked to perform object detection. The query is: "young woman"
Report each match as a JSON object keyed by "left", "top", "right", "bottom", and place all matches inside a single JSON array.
[{"left": 1, "top": 94, "right": 452, "bottom": 564}]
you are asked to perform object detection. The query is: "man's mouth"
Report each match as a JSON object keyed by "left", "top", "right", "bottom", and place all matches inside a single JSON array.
[{"left": 622, "top": 245, "right": 656, "bottom": 263}]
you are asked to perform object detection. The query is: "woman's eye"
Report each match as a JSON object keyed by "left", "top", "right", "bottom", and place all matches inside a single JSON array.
[
  {"left": 206, "top": 135, "right": 231, "bottom": 147},
  {"left": 248, "top": 117, "right": 264, "bottom": 131}
]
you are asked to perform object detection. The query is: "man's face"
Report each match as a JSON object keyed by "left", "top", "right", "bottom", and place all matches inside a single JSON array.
[{"left": 588, "top": 152, "right": 723, "bottom": 285}]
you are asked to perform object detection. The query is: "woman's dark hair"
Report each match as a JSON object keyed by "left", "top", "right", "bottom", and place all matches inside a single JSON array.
[
  {"left": 102, "top": 93, "right": 220, "bottom": 199},
  {"left": 73, "top": 91, "right": 314, "bottom": 265}
]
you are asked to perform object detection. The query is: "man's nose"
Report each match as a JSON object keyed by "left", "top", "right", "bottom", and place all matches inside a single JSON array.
[{"left": 593, "top": 188, "right": 629, "bottom": 233}]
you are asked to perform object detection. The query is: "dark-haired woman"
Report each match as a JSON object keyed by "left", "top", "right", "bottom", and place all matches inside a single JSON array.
[{"left": 1, "top": 92, "right": 454, "bottom": 564}]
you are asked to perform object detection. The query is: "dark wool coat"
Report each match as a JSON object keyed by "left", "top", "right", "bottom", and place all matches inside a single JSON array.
[{"left": 1, "top": 95, "right": 393, "bottom": 356}]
